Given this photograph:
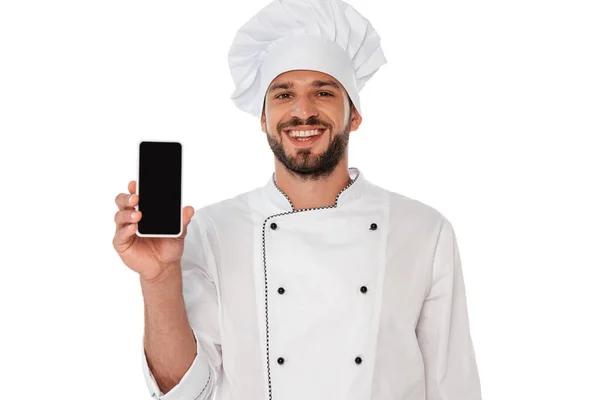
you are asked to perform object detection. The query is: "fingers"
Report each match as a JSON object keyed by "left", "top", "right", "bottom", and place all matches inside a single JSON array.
[
  {"left": 113, "top": 220, "right": 137, "bottom": 248},
  {"left": 113, "top": 181, "right": 139, "bottom": 247},
  {"left": 128, "top": 180, "right": 136, "bottom": 195},
  {"left": 114, "top": 192, "right": 138, "bottom": 211},
  {"left": 114, "top": 209, "right": 141, "bottom": 226},
  {"left": 114, "top": 181, "right": 137, "bottom": 210}
]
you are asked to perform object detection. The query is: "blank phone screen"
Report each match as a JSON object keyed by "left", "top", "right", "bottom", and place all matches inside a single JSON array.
[{"left": 137, "top": 141, "right": 182, "bottom": 235}]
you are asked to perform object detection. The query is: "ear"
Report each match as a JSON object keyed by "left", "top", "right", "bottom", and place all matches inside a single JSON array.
[
  {"left": 349, "top": 103, "right": 362, "bottom": 132},
  {"left": 261, "top": 111, "right": 267, "bottom": 133}
]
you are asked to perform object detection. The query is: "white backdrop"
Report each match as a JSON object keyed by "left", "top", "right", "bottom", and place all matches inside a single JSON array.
[{"left": 1, "top": 0, "right": 599, "bottom": 399}]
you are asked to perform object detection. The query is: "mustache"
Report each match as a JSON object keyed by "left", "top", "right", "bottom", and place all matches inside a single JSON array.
[{"left": 278, "top": 116, "right": 331, "bottom": 132}]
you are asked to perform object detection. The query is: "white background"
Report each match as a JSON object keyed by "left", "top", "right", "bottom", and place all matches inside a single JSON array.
[{"left": 1, "top": 0, "right": 598, "bottom": 398}]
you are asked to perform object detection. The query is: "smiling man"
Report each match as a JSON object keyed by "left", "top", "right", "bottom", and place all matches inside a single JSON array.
[
  {"left": 263, "top": 72, "right": 355, "bottom": 183},
  {"left": 133, "top": 0, "right": 482, "bottom": 399}
]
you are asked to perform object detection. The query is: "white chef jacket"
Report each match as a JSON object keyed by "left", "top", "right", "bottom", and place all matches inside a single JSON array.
[{"left": 141, "top": 167, "right": 481, "bottom": 400}]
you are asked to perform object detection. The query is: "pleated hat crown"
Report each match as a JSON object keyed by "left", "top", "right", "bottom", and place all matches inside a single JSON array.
[{"left": 227, "top": 0, "right": 387, "bottom": 118}]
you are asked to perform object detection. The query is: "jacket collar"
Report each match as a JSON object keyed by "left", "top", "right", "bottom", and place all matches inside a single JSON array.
[{"left": 263, "top": 167, "right": 366, "bottom": 212}]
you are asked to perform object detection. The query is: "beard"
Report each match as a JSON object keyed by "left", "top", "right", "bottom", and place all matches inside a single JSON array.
[{"left": 266, "top": 114, "right": 351, "bottom": 181}]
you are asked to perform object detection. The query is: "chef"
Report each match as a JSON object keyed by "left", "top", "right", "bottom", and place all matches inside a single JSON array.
[{"left": 130, "top": 0, "right": 482, "bottom": 399}]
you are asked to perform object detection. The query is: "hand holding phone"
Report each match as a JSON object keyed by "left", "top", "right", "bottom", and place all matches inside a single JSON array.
[{"left": 111, "top": 140, "right": 196, "bottom": 282}]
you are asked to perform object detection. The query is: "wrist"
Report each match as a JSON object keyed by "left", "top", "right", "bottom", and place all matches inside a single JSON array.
[{"left": 140, "top": 262, "right": 182, "bottom": 288}]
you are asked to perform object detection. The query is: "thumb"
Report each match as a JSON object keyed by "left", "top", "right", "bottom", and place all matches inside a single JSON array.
[{"left": 180, "top": 206, "right": 195, "bottom": 237}]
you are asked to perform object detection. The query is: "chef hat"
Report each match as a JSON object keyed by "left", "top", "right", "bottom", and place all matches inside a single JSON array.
[{"left": 227, "top": 0, "right": 387, "bottom": 118}]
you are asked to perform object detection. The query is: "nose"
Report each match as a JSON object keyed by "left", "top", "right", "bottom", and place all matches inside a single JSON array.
[{"left": 290, "top": 94, "right": 318, "bottom": 120}]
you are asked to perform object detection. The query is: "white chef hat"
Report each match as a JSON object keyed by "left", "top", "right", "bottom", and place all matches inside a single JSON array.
[{"left": 227, "top": 0, "right": 387, "bottom": 118}]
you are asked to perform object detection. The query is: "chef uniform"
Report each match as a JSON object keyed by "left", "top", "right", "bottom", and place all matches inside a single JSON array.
[{"left": 141, "top": 1, "right": 482, "bottom": 399}]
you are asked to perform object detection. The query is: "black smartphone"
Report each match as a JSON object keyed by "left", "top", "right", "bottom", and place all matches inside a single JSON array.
[{"left": 135, "top": 141, "right": 183, "bottom": 237}]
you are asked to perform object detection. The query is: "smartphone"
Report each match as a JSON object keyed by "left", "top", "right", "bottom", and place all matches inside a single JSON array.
[{"left": 135, "top": 140, "right": 183, "bottom": 238}]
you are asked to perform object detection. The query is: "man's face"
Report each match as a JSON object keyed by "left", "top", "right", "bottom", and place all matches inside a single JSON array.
[{"left": 261, "top": 70, "right": 362, "bottom": 180}]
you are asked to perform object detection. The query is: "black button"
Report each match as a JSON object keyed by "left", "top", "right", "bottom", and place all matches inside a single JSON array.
[
  {"left": 370, "top": 223, "right": 378, "bottom": 230},
  {"left": 270, "top": 222, "right": 278, "bottom": 230},
  {"left": 355, "top": 356, "right": 362, "bottom": 364},
  {"left": 360, "top": 286, "right": 368, "bottom": 293},
  {"left": 277, "top": 357, "right": 285, "bottom": 365},
  {"left": 278, "top": 287, "right": 285, "bottom": 294}
]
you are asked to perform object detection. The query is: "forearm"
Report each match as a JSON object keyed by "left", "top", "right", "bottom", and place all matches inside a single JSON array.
[{"left": 141, "top": 263, "right": 197, "bottom": 394}]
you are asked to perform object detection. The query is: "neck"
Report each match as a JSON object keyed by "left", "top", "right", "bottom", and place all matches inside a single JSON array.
[{"left": 273, "top": 158, "right": 351, "bottom": 210}]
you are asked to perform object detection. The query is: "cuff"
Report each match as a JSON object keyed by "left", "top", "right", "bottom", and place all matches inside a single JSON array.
[{"left": 141, "top": 328, "right": 212, "bottom": 400}]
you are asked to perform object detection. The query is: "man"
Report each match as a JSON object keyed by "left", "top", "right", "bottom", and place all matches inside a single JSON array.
[{"left": 112, "top": 0, "right": 482, "bottom": 399}]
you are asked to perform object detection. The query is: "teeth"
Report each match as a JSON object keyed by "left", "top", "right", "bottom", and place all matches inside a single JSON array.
[{"left": 287, "top": 129, "right": 321, "bottom": 138}]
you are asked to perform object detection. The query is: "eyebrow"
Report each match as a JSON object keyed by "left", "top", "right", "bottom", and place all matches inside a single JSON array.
[{"left": 267, "top": 79, "right": 342, "bottom": 93}]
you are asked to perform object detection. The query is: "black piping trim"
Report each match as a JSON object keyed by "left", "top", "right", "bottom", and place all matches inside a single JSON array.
[
  {"left": 192, "top": 368, "right": 212, "bottom": 400},
  {"left": 270, "top": 170, "right": 359, "bottom": 212},
  {"left": 262, "top": 171, "right": 360, "bottom": 400}
]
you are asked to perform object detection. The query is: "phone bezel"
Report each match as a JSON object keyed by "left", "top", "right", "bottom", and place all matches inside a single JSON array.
[{"left": 135, "top": 140, "right": 184, "bottom": 238}]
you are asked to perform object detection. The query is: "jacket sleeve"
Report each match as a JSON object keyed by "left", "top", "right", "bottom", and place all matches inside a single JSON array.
[
  {"left": 141, "top": 210, "right": 222, "bottom": 399},
  {"left": 416, "top": 218, "right": 482, "bottom": 400}
]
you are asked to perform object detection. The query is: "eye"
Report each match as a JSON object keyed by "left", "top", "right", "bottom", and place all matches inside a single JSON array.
[
  {"left": 317, "top": 91, "right": 333, "bottom": 97},
  {"left": 275, "top": 93, "right": 291, "bottom": 99}
]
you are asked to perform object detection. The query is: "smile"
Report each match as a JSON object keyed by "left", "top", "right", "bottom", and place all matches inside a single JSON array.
[{"left": 283, "top": 128, "right": 326, "bottom": 145}]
